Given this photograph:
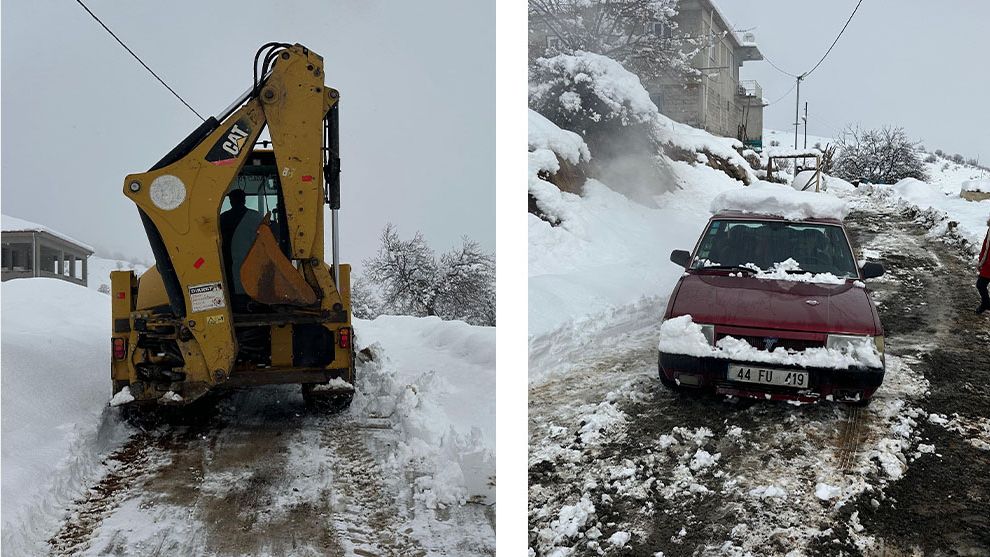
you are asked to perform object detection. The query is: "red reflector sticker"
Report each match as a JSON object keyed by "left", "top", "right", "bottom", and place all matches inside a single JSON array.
[
  {"left": 116, "top": 292, "right": 126, "bottom": 299},
  {"left": 193, "top": 257, "right": 205, "bottom": 269},
  {"left": 301, "top": 175, "right": 314, "bottom": 182}
]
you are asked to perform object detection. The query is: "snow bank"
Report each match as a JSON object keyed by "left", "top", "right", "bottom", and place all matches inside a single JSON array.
[
  {"left": 529, "top": 109, "right": 590, "bottom": 166},
  {"left": 529, "top": 109, "right": 591, "bottom": 226},
  {"left": 870, "top": 178, "right": 990, "bottom": 247},
  {"left": 962, "top": 179, "right": 990, "bottom": 193},
  {"left": 353, "top": 316, "right": 495, "bottom": 506},
  {"left": 658, "top": 315, "right": 883, "bottom": 369},
  {"left": 711, "top": 180, "right": 849, "bottom": 221},
  {"left": 1, "top": 278, "right": 130, "bottom": 555},
  {"left": 1, "top": 213, "right": 95, "bottom": 252}
]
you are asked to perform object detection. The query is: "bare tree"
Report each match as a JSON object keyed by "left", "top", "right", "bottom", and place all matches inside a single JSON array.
[
  {"left": 529, "top": 0, "right": 700, "bottom": 81},
  {"left": 833, "top": 125, "right": 928, "bottom": 184},
  {"left": 362, "top": 225, "right": 496, "bottom": 326}
]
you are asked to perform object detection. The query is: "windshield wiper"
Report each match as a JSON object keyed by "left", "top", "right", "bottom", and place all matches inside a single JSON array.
[{"left": 696, "top": 265, "right": 758, "bottom": 274}]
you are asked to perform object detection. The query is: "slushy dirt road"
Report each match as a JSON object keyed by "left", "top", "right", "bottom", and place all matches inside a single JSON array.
[
  {"left": 528, "top": 199, "right": 990, "bottom": 556},
  {"left": 47, "top": 383, "right": 495, "bottom": 557}
]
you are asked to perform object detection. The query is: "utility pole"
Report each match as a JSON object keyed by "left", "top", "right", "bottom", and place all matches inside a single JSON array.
[
  {"left": 793, "top": 74, "right": 804, "bottom": 149},
  {"left": 803, "top": 102, "right": 808, "bottom": 149}
]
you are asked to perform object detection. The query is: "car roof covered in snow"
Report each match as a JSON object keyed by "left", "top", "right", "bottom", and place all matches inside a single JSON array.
[{"left": 710, "top": 210, "right": 844, "bottom": 226}]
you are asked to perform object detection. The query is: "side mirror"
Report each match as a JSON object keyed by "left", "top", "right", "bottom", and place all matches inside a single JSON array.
[
  {"left": 861, "top": 262, "right": 885, "bottom": 279},
  {"left": 670, "top": 249, "right": 692, "bottom": 269}
]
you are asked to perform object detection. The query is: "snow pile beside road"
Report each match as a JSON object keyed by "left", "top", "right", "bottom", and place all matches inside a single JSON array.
[
  {"left": 1, "top": 278, "right": 130, "bottom": 555},
  {"left": 353, "top": 316, "right": 495, "bottom": 506},
  {"left": 658, "top": 315, "right": 883, "bottom": 369},
  {"left": 865, "top": 178, "right": 990, "bottom": 248},
  {"left": 962, "top": 179, "right": 990, "bottom": 193},
  {"left": 711, "top": 180, "right": 850, "bottom": 221}
]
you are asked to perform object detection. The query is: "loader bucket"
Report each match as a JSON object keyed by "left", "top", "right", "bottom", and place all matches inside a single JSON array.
[{"left": 240, "top": 217, "right": 318, "bottom": 306}]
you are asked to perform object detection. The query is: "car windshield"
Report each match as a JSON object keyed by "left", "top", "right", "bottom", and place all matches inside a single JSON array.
[{"left": 691, "top": 219, "right": 859, "bottom": 278}]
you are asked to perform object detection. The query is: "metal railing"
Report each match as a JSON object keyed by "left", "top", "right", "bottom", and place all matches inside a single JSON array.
[{"left": 737, "top": 80, "right": 762, "bottom": 98}]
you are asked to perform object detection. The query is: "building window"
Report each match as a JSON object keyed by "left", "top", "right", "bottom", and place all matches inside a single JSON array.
[
  {"left": 653, "top": 22, "right": 671, "bottom": 38},
  {"left": 650, "top": 90, "right": 663, "bottom": 112}
]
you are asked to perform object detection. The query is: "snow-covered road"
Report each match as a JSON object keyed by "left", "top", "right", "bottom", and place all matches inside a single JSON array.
[
  {"left": 48, "top": 380, "right": 495, "bottom": 557},
  {"left": 528, "top": 196, "right": 990, "bottom": 556}
]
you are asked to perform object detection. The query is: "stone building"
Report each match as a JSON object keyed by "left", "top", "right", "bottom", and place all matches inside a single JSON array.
[
  {"left": 648, "top": 0, "right": 764, "bottom": 148},
  {"left": 1, "top": 214, "right": 93, "bottom": 286}
]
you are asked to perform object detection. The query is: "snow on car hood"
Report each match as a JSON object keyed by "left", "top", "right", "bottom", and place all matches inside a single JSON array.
[
  {"left": 669, "top": 273, "right": 880, "bottom": 335},
  {"left": 658, "top": 315, "right": 884, "bottom": 369}
]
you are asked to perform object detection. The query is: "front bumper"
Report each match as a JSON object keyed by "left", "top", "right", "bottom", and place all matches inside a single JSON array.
[{"left": 658, "top": 352, "right": 885, "bottom": 403}]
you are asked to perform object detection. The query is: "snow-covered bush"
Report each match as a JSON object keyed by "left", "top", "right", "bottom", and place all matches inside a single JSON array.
[
  {"left": 833, "top": 125, "right": 928, "bottom": 184},
  {"left": 362, "top": 225, "right": 495, "bottom": 326}
]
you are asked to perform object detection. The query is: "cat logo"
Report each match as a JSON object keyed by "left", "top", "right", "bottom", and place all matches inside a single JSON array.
[
  {"left": 205, "top": 118, "right": 253, "bottom": 165},
  {"left": 222, "top": 124, "right": 249, "bottom": 156}
]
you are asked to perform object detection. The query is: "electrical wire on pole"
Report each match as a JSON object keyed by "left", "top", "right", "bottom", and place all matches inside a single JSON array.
[
  {"left": 802, "top": 0, "right": 865, "bottom": 79},
  {"left": 72, "top": 0, "right": 205, "bottom": 122}
]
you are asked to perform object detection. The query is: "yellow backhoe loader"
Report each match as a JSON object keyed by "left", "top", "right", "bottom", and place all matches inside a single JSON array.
[{"left": 109, "top": 43, "right": 354, "bottom": 409}]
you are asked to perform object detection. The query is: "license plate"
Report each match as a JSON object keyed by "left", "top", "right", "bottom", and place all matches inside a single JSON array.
[{"left": 728, "top": 365, "right": 809, "bottom": 388}]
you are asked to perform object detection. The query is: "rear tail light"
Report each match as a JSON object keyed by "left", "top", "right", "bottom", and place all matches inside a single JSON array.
[
  {"left": 112, "top": 338, "right": 128, "bottom": 360},
  {"left": 338, "top": 327, "right": 351, "bottom": 349}
]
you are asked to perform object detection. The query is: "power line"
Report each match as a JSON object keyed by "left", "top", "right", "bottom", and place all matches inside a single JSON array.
[
  {"left": 803, "top": 0, "right": 864, "bottom": 78},
  {"left": 72, "top": 0, "right": 205, "bottom": 121},
  {"left": 765, "top": 82, "right": 797, "bottom": 106},
  {"left": 761, "top": 51, "right": 800, "bottom": 79}
]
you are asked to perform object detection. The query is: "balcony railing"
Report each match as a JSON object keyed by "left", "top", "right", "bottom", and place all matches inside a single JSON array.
[{"left": 737, "top": 80, "right": 762, "bottom": 98}]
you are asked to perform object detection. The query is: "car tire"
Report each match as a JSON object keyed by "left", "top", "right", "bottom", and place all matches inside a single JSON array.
[{"left": 658, "top": 369, "right": 680, "bottom": 391}]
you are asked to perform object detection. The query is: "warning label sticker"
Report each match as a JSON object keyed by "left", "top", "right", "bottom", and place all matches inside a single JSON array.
[{"left": 188, "top": 282, "right": 226, "bottom": 313}]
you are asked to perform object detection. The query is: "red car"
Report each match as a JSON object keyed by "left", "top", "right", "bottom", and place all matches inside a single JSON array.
[{"left": 658, "top": 211, "right": 886, "bottom": 405}]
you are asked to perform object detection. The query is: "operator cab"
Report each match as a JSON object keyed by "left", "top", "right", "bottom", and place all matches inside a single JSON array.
[{"left": 222, "top": 149, "right": 291, "bottom": 257}]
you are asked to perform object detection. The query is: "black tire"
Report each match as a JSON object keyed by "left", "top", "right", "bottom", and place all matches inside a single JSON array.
[
  {"left": 301, "top": 384, "right": 353, "bottom": 413},
  {"left": 657, "top": 354, "right": 680, "bottom": 391}
]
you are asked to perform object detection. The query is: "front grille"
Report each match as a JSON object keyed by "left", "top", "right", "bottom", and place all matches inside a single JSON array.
[{"left": 718, "top": 334, "right": 824, "bottom": 352}]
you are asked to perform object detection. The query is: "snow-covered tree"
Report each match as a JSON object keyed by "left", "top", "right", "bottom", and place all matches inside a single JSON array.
[
  {"left": 436, "top": 238, "right": 496, "bottom": 326},
  {"left": 349, "top": 276, "right": 382, "bottom": 320},
  {"left": 529, "top": 0, "right": 700, "bottom": 81},
  {"left": 362, "top": 225, "right": 495, "bottom": 326},
  {"left": 833, "top": 126, "right": 928, "bottom": 184}
]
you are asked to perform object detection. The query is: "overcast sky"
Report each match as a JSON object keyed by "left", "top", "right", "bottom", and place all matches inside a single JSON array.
[
  {"left": 718, "top": 0, "right": 989, "bottom": 162},
  {"left": 1, "top": 0, "right": 494, "bottom": 270}
]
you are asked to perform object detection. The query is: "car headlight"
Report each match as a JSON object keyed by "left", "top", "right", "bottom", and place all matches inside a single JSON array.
[
  {"left": 660, "top": 318, "right": 715, "bottom": 346},
  {"left": 826, "top": 333, "right": 882, "bottom": 354},
  {"left": 699, "top": 324, "right": 715, "bottom": 346}
]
